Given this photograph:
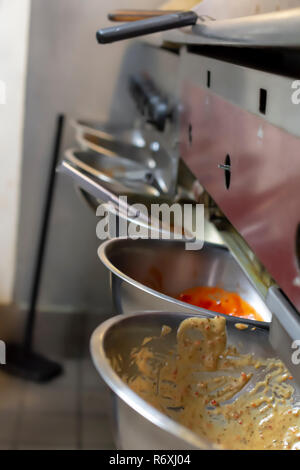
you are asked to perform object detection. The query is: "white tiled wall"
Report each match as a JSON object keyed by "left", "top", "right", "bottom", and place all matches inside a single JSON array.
[{"left": 0, "top": 0, "right": 31, "bottom": 303}]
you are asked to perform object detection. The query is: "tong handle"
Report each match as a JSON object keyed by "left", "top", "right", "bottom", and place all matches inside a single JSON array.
[
  {"left": 108, "top": 9, "right": 181, "bottom": 22},
  {"left": 96, "top": 11, "right": 197, "bottom": 44}
]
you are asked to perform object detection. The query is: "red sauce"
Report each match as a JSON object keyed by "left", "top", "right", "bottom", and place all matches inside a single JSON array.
[{"left": 178, "top": 286, "right": 263, "bottom": 321}]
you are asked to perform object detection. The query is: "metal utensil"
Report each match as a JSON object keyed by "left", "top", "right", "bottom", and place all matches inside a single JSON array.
[
  {"left": 73, "top": 120, "right": 176, "bottom": 196},
  {"left": 75, "top": 134, "right": 164, "bottom": 194},
  {"left": 179, "top": 8, "right": 300, "bottom": 48},
  {"left": 72, "top": 119, "right": 147, "bottom": 150},
  {"left": 64, "top": 149, "right": 160, "bottom": 197},
  {"left": 108, "top": 0, "right": 300, "bottom": 23},
  {"left": 73, "top": 121, "right": 156, "bottom": 168},
  {"left": 97, "top": 5, "right": 300, "bottom": 48},
  {"left": 58, "top": 160, "right": 187, "bottom": 239},
  {"left": 96, "top": 11, "right": 198, "bottom": 44},
  {"left": 108, "top": 9, "right": 181, "bottom": 22}
]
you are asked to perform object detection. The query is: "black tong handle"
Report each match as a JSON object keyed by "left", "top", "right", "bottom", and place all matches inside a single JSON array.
[{"left": 96, "top": 11, "right": 197, "bottom": 44}]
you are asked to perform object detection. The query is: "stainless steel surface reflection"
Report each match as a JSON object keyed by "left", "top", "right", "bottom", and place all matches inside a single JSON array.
[
  {"left": 90, "top": 311, "right": 275, "bottom": 450},
  {"left": 73, "top": 119, "right": 176, "bottom": 196},
  {"left": 98, "top": 239, "right": 272, "bottom": 326},
  {"left": 65, "top": 148, "right": 160, "bottom": 197},
  {"left": 75, "top": 124, "right": 155, "bottom": 168}
]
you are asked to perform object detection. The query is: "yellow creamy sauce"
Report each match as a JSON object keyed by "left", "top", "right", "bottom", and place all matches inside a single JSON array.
[{"left": 121, "top": 317, "right": 300, "bottom": 450}]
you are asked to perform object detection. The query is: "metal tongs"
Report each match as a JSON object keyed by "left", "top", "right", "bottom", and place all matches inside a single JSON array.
[{"left": 96, "top": 7, "right": 300, "bottom": 48}]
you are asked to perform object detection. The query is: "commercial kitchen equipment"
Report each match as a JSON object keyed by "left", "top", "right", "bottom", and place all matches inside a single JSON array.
[{"left": 60, "top": 0, "right": 300, "bottom": 449}]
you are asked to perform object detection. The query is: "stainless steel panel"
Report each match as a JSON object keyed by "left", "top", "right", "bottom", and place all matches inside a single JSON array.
[
  {"left": 179, "top": 49, "right": 300, "bottom": 139},
  {"left": 178, "top": 51, "right": 300, "bottom": 313}
]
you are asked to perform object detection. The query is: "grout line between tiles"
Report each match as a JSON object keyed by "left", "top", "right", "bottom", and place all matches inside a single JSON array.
[
  {"left": 77, "top": 358, "right": 84, "bottom": 450},
  {"left": 12, "top": 378, "right": 28, "bottom": 450},
  {"left": 76, "top": 314, "right": 86, "bottom": 450}
]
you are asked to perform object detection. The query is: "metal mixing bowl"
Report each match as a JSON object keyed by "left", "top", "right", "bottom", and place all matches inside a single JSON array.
[
  {"left": 73, "top": 119, "right": 177, "bottom": 196},
  {"left": 90, "top": 311, "right": 275, "bottom": 450},
  {"left": 98, "top": 239, "right": 272, "bottom": 326},
  {"left": 65, "top": 148, "right": 160, "bottom": 197}
]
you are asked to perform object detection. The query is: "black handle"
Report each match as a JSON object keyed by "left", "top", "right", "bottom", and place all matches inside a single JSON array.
[
  {"left": 130, "top": 74, "right": 170, "bottom": 132},
  {"left": 96, "top": 11, "right": 197, "bottom": 44}
]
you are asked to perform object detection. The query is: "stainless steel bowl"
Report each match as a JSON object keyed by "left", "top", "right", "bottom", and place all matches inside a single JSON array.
[
  {"left": 65, "top": 148, "right": 160, "bottom": 198},
  {"left": 90, "top": 311, "right": 275, "bottom": 449},
  {"left": 75, "top": 126, "right": 155, "bottom": 169},
  {"left": 98, "top": 238, "right": 272, "bottom": 326},
  {"left": 73, "top": 119, "right": 149, "bottom": 155},
  {"left": 73, "top": 119, "right": 177, "bottom": 196}
]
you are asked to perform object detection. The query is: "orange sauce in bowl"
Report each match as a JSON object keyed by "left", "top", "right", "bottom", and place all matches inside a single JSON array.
[{"left": 178, "top": 286, "right": 263, "bottom": 321}]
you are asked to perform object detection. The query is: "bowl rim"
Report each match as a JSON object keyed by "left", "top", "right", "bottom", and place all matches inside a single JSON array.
[
  {"left": 90, "top": 311, "right": 220, "bottom": 450},
  {"left": 98, "top": 238, "right": 271, "bottom": 327},
  {"left": 64, "top": 148, "right": 160, "bottom": 198}
]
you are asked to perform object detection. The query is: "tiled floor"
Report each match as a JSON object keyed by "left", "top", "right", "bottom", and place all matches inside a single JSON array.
[{"left": 0, "top": 356, "right": 115, "bottom": 449}]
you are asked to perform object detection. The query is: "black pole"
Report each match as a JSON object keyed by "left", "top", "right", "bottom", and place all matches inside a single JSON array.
[
  {"left": 5, "top": 114, "right": 65, "bottom": 382},
  {"left": 24, "top": 114, "right": 65, "bottom": 352}
]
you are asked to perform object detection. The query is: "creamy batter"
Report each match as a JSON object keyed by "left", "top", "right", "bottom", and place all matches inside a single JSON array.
[{"left": 121, "top": 317, "right": 300, "bottom": 450}]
